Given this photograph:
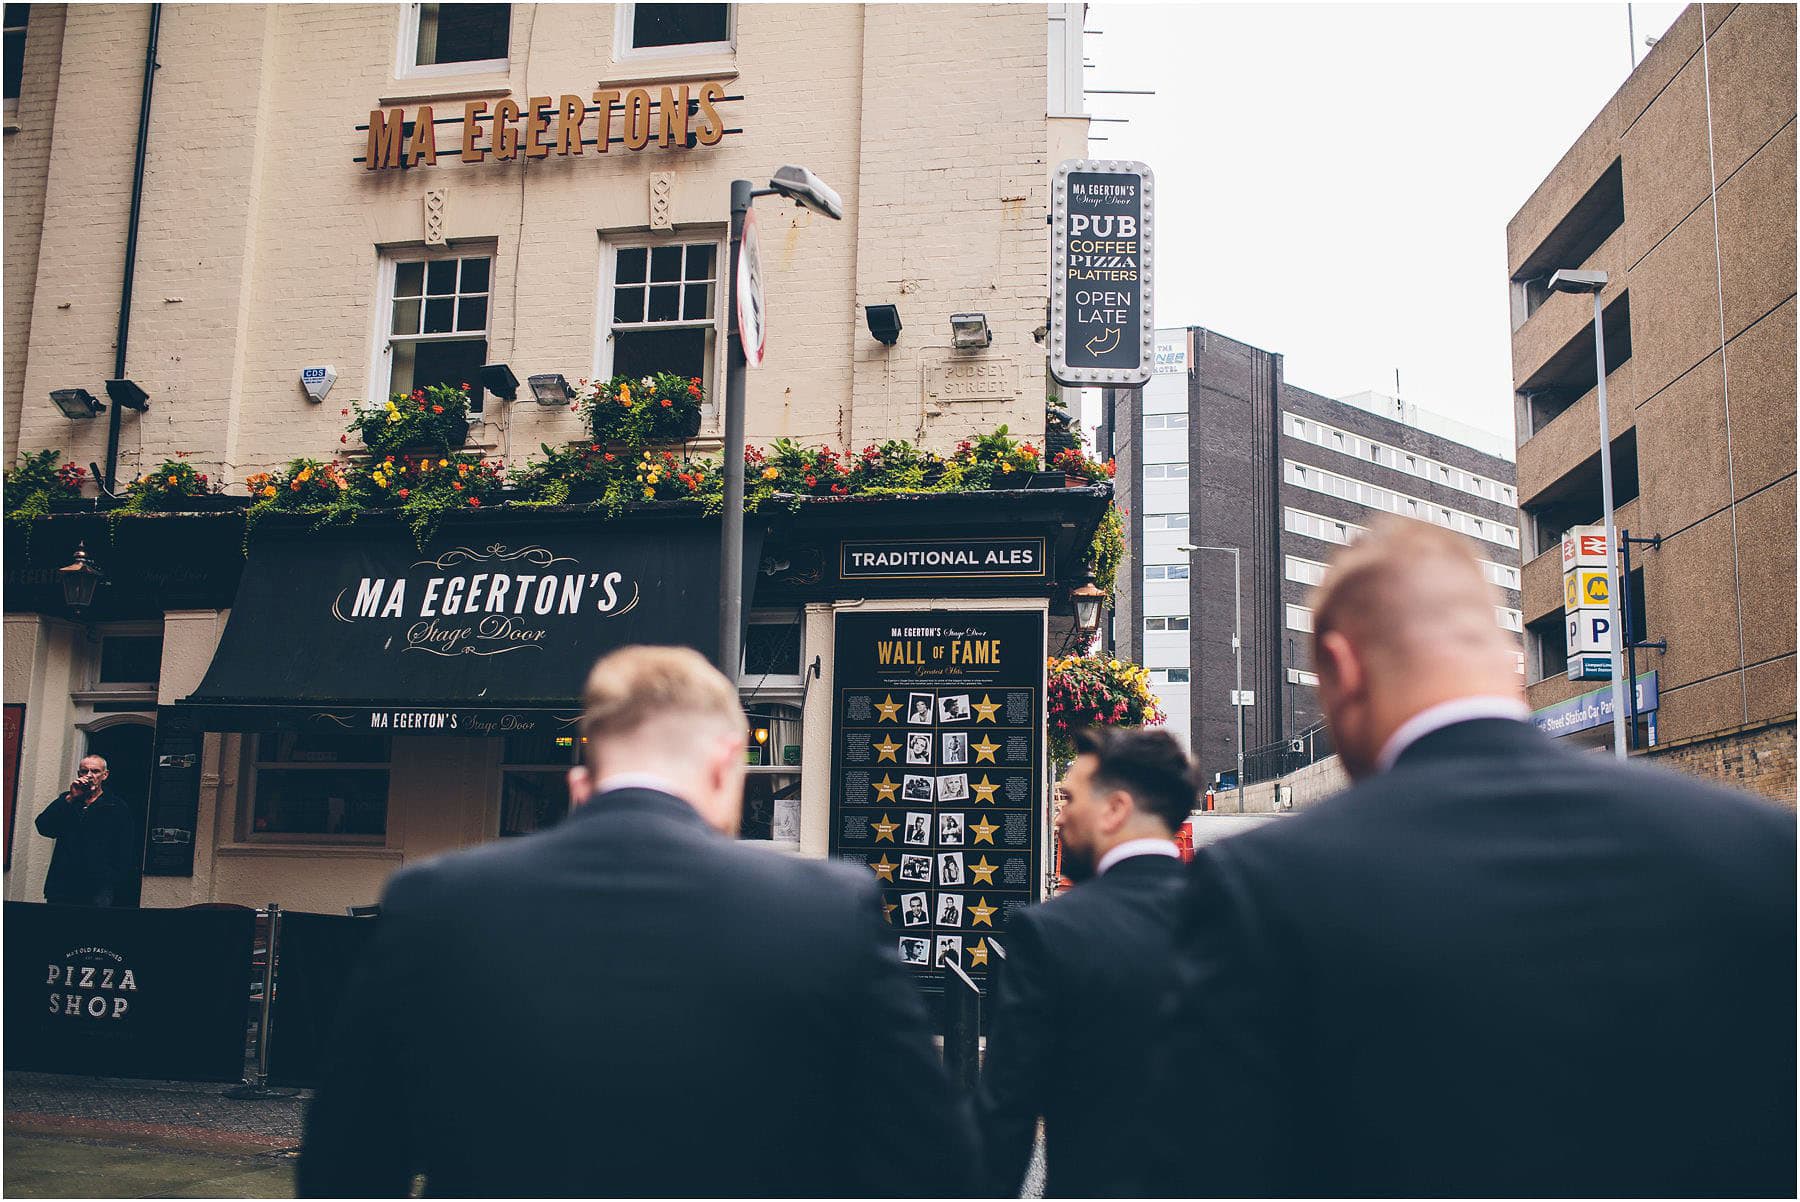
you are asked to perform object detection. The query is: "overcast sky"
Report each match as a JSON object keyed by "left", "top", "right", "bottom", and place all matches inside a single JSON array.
[{"left": 1084, "top": 2, "right": 1686, "bottom": 446}]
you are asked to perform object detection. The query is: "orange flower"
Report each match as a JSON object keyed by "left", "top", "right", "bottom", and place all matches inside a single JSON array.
[
  {"left": 467, "top": 496, "right": 481, "bottom": 507},
  {"left": 432, "top": 404, "right": 444, "bottom": 414},
  {"left": 167, "top": 475, "right": 178, "bottom": 485},
  {"left": 452, "top": 481, "right": 463, "bottom": 490},
  {"left": 398, "top": 488, "right": 409, "bottom": 499}
]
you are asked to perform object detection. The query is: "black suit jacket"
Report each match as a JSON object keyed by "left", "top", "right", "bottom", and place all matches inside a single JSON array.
[
  {"left": 976, "top": 852, "right": 1187, "bottom": 1197},
  {"left": 299, "top": 788, "right": 975, "bottom": 1198},
  {"left": 1150, "top": 719, "right": 1796, "bottom": 1198},
  {"left": 34, "top": 790, "right": 137, "bottom": 906}
]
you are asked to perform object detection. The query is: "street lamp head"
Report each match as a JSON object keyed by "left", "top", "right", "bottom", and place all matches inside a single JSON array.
[
  {"left": 767, "top": 165, "right": 844, "bottom": 221},
  {"left": 1175, "top": 543, "right": 1198, "bottom": 553},
  {"left": 1547, "top": 268, "right": 1609, "bottom": 295}
]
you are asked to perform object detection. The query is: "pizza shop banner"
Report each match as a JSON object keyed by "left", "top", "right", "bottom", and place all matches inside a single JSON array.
[
  {"left": 829, "top": 611, "right": 1046, "bottom": 987},
  {"left": 4, "top": 902, "right": 255, "bottom": 1082}
]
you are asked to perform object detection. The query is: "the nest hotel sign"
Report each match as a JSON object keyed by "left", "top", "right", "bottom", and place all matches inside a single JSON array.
[
  {"left": 359, "top": 82, "right": 734, "bottom": 169},
  {"left": 334, "top": 543, "right": 639, "bottom": 659}
]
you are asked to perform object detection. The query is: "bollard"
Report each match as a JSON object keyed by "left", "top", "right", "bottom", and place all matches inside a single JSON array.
[
  {"left": 943, "top": 956, "right": 981, "bottom": 1092},
  {"left": 224, "top": 902, "right": 297, "bottom": 1099}
]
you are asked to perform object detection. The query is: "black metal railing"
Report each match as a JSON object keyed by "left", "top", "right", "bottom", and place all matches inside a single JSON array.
[{"left": 1241, "top": 721, "right": 1335, "bottom": 786}]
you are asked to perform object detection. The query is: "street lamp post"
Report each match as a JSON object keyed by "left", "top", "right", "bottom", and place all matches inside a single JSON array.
[
  {"left": 1178, "top": 543, "right": 1244, "bottom": 812},
  {"left": 718, "top": 167, "right": 843, "bottom": 680},
  {"left": 1547, "top": 268, "right": 1628, "bottom": 759}
]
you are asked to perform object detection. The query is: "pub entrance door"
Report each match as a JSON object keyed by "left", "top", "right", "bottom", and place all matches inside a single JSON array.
[{"left": 86, "top": 722, "right": 154, "bottom": 908}]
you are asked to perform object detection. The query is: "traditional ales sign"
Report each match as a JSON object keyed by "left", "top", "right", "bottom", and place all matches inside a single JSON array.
[{"left": 360, "top": 82, "right": 732, "bottom": 170}]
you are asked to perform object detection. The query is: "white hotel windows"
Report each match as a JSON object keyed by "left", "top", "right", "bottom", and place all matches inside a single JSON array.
[
  {"left": 1144, "top": 414, "right": 1189, "bottom": 431},
  {"left": 600, "top": 238, "right": 722, "bottom": 392},
  {"left": 1144, "top": 616, "right": 1191, "bottom": 631},
  {"left": 1285, "top": 555, "right": 1328, "bottom": 587},
  {"left": 1144, "top": 565, "right": 1190, "bottom": 581},
  {"left": 1152, "top": 668, "right": 1191, "bottom": 684},
  {"left": 1480, "top": 560, "right": 1521, "bottom": 590},
  {"left": 1286, "top": 668, "right": 1319, "bottom": 687},
  {"left": 1285, "top": 507, "right": 1363, "bottom": 546},
  {"left": 1143, "top": 464, "right": 1190, "bottom": 480},
  {"left": 1144, "top": 514, "right": 1190, "bottom": 530},
  {"left": 401, "top": 3, "right": 510, "bottom": 77},
  {"left": 381, "top": 252, "right": 493, "bottom": 412},
  {"left": 1286, "top": 414, "right": 1516, "bottom": 507},
  {"left": 1495, "top": 607, "right": 1524, "bottom": 633},
  {"left": 1285, "top": 604, "right": 1314, "bottom": 633},
  {"left": 1284, "top": 459, "right": 1519, "bottom": 549}
]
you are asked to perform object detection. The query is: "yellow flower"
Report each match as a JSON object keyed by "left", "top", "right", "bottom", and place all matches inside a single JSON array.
[
  {"left": 643, "top": 488, "right": 655, "bottom": 499},
  {"left": 1109, "top": 660, "right": 1120, "bottom": 670},
  {"left": 438, "top": 459, "right": 448, "bottom": 468},
  {"left": 619, "top": 384, "right": 632, "bottom": 404},
  {"left": 1001, "top": 462, "right": 1014, "bottom": 473},
  {"left": 297, "top": 467, "right": 313, "bottom": 482},
  {"left": 761, "top": 467, "right": 779, "bottom": 481},
  {"left": 260, "top": 486, "right": 276, "bottom": 498},
  {"left": 386, "top": 409, "right": 402, "bottom": 423},
  {"left": 647, "top": 472, "right": 660, "bottom": 484}
]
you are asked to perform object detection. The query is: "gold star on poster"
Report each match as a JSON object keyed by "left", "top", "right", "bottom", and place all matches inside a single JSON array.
[
  {"left": 968, "top": 856, "right": 998, "bottom": 885},
  {"left": 870, "top": 854, "right": 897, "bottom": 881},
  {"left": 970, "top": 815, "right": 999, "bottom": 845},
  {"left": 882, "top": 901, "right": 899, "bottom": 924},
  {"left": 872, "top": 813, "right": 899, "bottom": 843},
  {"left": 971, "top": 735, "right": 1001, "bottom": 763},
  {"left": 968, "top": 938, "right": 990, "bottom": 967},
  {"left": 969, "top": 897, "right": 997, "bottom": 927},
  {"left": 875, "top": 694, "right": 903, "bottom": 722},
  {"left": 872, "top": 774, "right": 901, "bottom": 803},
  {"left": 873, "top": 735, "right": 901, "bottom": 763},
  {"left": 972, "top": 694, "right": 1002, "bottom": 722},
  {"left": 970, "top": 775, "right": 1001, "bottom": 804}
]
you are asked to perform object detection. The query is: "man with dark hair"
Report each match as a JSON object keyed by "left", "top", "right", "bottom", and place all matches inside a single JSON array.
[
  {"left": 1149, "top": 517, "right": 1795, "bottom": 1197},
  {"left": 976, "top": 725, "right": 1197, "bottom": 1197}
]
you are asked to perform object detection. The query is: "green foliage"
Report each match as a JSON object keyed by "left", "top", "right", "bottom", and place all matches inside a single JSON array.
[
  {"left": 119, "top": 458, "right": 216, "bottom": 513},
  {"left": 344, "top": 382, "right": 471, "bottom": 456},
  {"left": 1085, "top": 502, "right": 1126, "bottom": 596},
  {"left": 4, "top": 450, "right": 86, "bottom": 524}
]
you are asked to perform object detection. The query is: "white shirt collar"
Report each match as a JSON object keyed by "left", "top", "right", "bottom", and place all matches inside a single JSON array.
[
  {"left": 592, "top": 772, "right": 693, "bottom": 806},
  {"left": 1375, "top": 696, "right": 1532, "bottom": 774},
  {"left": 1097, "top": 838, "right": 1181, "bottom": 876}
]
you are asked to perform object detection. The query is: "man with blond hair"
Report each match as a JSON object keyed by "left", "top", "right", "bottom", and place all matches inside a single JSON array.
[
  {"left": 1149, "top": 518, "right": 1794, "bottom": 1198},
  {"left": 302, "top": 645, "right": 974, "bottom": 1198}
]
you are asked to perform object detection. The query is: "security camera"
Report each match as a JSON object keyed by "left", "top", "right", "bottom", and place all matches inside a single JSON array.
[{"left": 768, "top": 165, "right": 844, "bottom": 222}]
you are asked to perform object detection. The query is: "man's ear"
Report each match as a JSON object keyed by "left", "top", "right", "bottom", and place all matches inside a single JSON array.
[
  {"left": 1317, "top": 629, "right": 1363, "bottom": 698},
  {"left": 1102, "top": 786, "right": 1137, "bottom": 836},
  {"left": 567, "top": 764, "right": 593, "bottom": 810}
]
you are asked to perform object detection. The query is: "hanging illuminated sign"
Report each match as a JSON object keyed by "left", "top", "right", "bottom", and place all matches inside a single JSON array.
[{"left": 1050, "top": 159, "right": 1155, "bottom": 387}]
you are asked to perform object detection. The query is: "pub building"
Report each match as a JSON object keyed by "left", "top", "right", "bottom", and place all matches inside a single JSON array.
[{"left": 3, "top": 3, "right": 1101, "bottom": 987}]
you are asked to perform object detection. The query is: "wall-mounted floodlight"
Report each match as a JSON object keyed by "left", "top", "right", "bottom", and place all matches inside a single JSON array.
[
  {"left": 950, "top": 313, "right": 992, "bottom": 351},
  {"left": 51, "top": 389, "right": 105, "bottom": 419},
  {"left": 528, "top": 373, "right": 575, "bottom": 406},
  {"left": 105, "top": 378, "right": 150, "bottom": 412},
  {"left": 865, "top": 304, "right": 902, "bottom": 346},
  {"left": 479, "top": 363, "right": 520, "bottom": 402},
  {"left": 767, "top": 164, "right": 844, "bottom": 221}
]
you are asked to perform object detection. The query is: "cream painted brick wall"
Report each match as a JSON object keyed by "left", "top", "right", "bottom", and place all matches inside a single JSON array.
[
  {"left": 3, "top": 4, "right": 68, "bottom": 468},
  {"left": 14, "top": 3, "right": 1057, "bottom": 489}
]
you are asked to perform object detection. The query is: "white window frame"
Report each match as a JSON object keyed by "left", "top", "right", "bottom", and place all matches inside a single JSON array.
[
  {"left": 740, "top": 610, "right": 806, "bottom": 693},
  {"left": 1286, "top": 668, "right": 1319, "bottom": 687},
  {"left": 1285, "top": 604, "right": 1315, "bottom": 633},
  {"left": 1283, "top": 459, "right": 1519, "bottom": 548},
  {"left": 594, "top": 233, "right": 726, "bottom": 416},
  {"left": 370, "top": 246, "right": 496, "bottom": 418},
  {"left": 614, "top": 2, "right": 736, "bottom": 62},
  {"left": 1285, "top": 555, "right": 1328, "bottom": 587},
  {"left": 396, "top": 2, "right": 511, "bottom": 80}
]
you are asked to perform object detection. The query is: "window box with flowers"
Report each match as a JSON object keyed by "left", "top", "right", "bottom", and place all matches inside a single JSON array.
[
  {"left": 345, "top": 382, "right": 472, "bottom": 457},
  {"left": 4, "top": 450, "right": 89, "bottom": 523},
  {"left": 579, "top": 372, "right": 704, "bottom": 447}
]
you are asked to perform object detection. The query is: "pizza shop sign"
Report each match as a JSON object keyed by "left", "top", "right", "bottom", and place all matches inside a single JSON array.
[{"left": 361, "top": 81, "right": 731, "bottom": 170}]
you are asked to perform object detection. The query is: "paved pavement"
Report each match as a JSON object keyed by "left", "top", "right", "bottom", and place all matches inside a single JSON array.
[
  {"left": 4, "top": 1072, "right": 304, "bottom": 1199},
  {"left": 2, "top": 1070, "right": 1045, "bottom": 1198}
]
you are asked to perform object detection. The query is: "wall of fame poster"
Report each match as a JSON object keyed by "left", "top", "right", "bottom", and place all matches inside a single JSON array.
[{"left": 830, "top": 610, "right": 1045, "bottom": 981}]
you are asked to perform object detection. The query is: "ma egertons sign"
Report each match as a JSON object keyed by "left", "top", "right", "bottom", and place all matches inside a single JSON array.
[{"left": 360, "top": 83, "right": 732, "bottom": 169}]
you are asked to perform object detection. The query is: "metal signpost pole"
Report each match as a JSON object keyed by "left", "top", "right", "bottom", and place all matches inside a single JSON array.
[
  {"left": 1591, "top": 292, "right": 1628, "bottom": 759},
  {"left": 719, "top": 179, "right": 754, "bottom": 680},
  {"left": 1230, "top": 547, "right": 1244, "bottom": 814}
]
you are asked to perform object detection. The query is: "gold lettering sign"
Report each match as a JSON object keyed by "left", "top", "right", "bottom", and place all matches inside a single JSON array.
[{"left": 360, "top": 82, "right": 730, "bottom": 170}]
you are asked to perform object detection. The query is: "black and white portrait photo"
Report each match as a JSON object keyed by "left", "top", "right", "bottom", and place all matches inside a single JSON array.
[
  {"left": 937, "top": 773, "right": 969, "bottom": 803},
  {"left": 938, "top": 812, "right": 964, "bottom": 846},
  {"left": 938, "top": 694, "right": 972, "bottom": 723},
  {"left": 907, "top": 692, "right": 935, "bottom": 725},
  {"left": 903, "top": 811, "right": 931, "bottom": 845},
  {"left": 902, "top": 775, "right": 935, "bottom": 804},
  {"left": 899, "top": 853, "right": 934, "bottom": 884},
  {"left": 937, "top": 893, "right": 964, "bottom": 927},
  {"left": 934, "top": 935, "right": 963, "bottom": 966},
  {"left": 939, "top": 852, "right": 964, "bottom": 885},
  {"left": 940, "top": 732, "right": 969, "bottom": 765},
  {"left": 899, "top": 937, "right": 931, "bottom": 966},
  {"left": 901, "top": 891, "right": 930, "bottom": 927},
  {"left": 906, "top": 732, "right": 933, "bottom": 765}
]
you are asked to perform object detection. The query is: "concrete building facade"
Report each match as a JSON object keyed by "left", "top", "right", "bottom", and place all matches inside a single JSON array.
[
  {"left": 1104, "top": 326, "right": 1522, "bottom": 792},
  {"left": 1506, "top": 2, "right": 1794, "bottom": 802},
  {"left": 2, "top": 2, "right": 1097, "bottom": 913}
]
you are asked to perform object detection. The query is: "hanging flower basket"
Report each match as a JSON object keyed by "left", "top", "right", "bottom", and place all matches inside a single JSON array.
[{"left": 345, "top": 383, "right": 473, "bottom": 457}]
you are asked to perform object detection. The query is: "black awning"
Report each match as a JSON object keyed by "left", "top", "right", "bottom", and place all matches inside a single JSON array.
[{"left": 178, "top": 513, "right": 758, "bottom": 728}]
